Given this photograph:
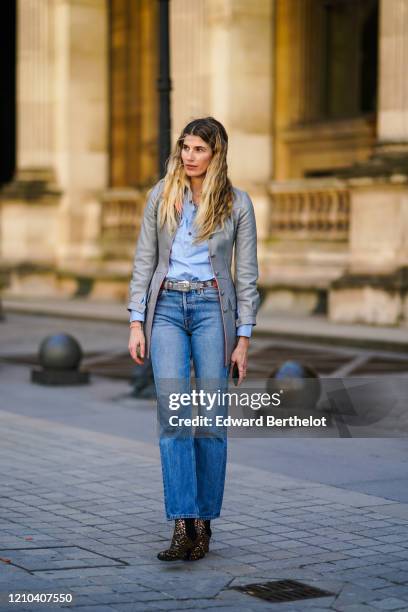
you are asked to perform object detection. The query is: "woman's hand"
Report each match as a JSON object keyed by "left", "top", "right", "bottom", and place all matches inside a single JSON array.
[
  {"left": 128, "top": 323, "right": 145, "bottom": 365},
  {"left": 230, "top": 336, "right": 250, "bottom": 385}
]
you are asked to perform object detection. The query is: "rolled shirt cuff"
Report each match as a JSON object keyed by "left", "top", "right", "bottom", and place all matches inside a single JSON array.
[
  {"left": 237, "top": 324, "right": 253, "bottom": 338},
  {"left": 129, "top": 310, "right": 145, "bottom": 323}
]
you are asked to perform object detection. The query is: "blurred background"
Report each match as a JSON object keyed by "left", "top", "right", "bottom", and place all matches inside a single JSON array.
[{"left": 1, "top": 0, "right": 407, "bottom": 328}]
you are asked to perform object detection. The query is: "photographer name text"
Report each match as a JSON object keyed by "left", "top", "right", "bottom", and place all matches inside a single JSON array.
[{"left": 167, "top": 415, "right": 327, "bottom": 428}]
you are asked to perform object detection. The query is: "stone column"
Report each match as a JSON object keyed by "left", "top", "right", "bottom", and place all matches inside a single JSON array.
[
  {"left": 2, "top": 0, "right": 59, "bottom": 193},
  {"left": 377, "top": 0, "right": 408, "bottom": 152},
  {"left": 209, "top": 0, "right": 274, "bottom": 249},
  {"left": 207, "top": 1, "right": 273, "bottom": 196},
  {"left": 3, "top": 1, "right": 109, "bottom": 267},
  {"left": 348, "top": 0, "right": 408, "bottom": 279},
  {"left": 54, "top": 0, "right": 109, "bottom": 265},
  {"left": 0, "top": 0, "right": 60, "bottom": 268},
  {"left": 170, "top": 0, "right": 210, "bottom": 140},
  {"left": 329, "top": 0, "right": 408, "bottom": 325},
  {"left": 17, "top": 0, "right": 55, "bottom": 181},
  {"left": 170, "top": 0, "right": 273, "bottom": 241}
]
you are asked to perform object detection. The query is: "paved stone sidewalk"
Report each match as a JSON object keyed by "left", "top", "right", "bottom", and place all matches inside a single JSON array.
[{"left": 1, "top": 409, "right": 408, "bottom": 611}]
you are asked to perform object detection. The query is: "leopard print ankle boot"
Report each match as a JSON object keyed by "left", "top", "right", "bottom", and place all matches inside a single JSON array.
[
  {"left": 157, "top": 519, "right": 197, "bottom": 561},
  {"left": 183, "top": 518, "right": 211, "bottom": 560}
]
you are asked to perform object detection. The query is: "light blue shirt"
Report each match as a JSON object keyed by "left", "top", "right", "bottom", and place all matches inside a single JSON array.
[{"left": 130, "top": 188, "right": 253, "bottom": 338}]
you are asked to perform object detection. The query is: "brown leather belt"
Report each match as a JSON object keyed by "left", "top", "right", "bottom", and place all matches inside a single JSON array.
[{"left": 160, "top": 278, "right": 218, "bottom": 292}]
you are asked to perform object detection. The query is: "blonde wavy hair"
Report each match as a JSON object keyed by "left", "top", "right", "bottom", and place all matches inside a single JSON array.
[{"left": 158, "top": 117, "right": 235, "bottom": 244}]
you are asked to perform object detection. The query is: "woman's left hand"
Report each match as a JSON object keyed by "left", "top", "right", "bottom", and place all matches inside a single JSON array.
[{"left": 230, "top": 337, "right": 250, "bottom": 385}]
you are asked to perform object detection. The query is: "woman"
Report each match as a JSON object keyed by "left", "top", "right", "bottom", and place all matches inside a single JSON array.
[{"left": 127, "top": 117, "right": 260, "bottom": 561}]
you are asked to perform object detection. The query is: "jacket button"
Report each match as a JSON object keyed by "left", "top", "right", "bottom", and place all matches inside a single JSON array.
[
  {"left": 223, "top": 306, "right": 228, "bottom": 312},
  {"left": 210, "top": 253, "right": 215, "bottom": 258},
  {"left": 220, "top": 290, "right": 225, "bottom": 295},
  {"left": 215, "top": 271, "right": 219, "bottom": 275}
]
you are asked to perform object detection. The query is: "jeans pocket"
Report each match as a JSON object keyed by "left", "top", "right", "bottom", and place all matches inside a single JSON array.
[
  {"left": 157, "top": 288, "right": 168, "bottom": 301},
  {"left": 201, "top": 287, "right": 220, "bottom": 302}
]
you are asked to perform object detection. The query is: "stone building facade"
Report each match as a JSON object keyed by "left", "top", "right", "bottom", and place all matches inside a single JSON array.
[{"left": 1, "top": 0, "right": 407, "bottom": 326}]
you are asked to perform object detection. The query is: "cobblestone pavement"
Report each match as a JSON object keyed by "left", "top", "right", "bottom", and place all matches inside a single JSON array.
[
  {"left": 1, "top": 391, "right": 408, "bottom": 612},
  {"left": 1, "top": 310, "right": 408, "bottom": 611}
]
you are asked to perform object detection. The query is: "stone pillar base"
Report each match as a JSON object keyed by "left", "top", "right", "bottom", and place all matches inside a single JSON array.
[
  {"left": 329, "top": 267, "right": 408, "bottom": 325},
  {"left": 0, "top": 169, "right": 61, "bottom": 265}
]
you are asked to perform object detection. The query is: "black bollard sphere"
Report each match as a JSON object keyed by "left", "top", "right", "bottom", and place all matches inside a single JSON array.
[
  {"left": 265, "top": 360, "right": 322, "bottom": 413},
  {"left": 39, "top": 333, "right": 82, "bottom": 370},
  {"left": 31, "top": 333, "right": 89, "bottom": 386}
]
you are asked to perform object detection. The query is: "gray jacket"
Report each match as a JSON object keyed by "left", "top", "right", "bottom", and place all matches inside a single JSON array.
[{"left": 127, "top": 179, "right": 261, "bottom": 367}]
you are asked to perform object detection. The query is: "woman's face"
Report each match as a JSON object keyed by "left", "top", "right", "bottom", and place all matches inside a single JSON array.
[{"left": 181, "top": 134, "right": 213, "bottom": 178}]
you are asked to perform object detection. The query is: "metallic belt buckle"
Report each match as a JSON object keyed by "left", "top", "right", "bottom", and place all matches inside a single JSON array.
[{"left": 179, "top": 280, "right": 190, "bottom": 292}]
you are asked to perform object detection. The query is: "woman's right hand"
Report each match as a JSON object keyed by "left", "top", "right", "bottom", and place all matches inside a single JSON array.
[{"left": 128, "top": 323, "right": 145, "bottom": 365}]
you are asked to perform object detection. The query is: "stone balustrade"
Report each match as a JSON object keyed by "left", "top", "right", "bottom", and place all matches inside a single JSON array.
[{"left": 268, "top": 180, "right": 350, "bottom": 242}]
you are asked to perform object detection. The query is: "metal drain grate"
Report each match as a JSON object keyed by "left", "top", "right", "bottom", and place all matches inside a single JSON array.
[{"left": 231, "top": 579, "right": 334, "bottom": 603}]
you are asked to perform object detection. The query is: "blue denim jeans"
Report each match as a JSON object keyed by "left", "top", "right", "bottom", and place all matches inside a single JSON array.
[{"left": 150, "top": 285, "right": 231, "bottom": 520}]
